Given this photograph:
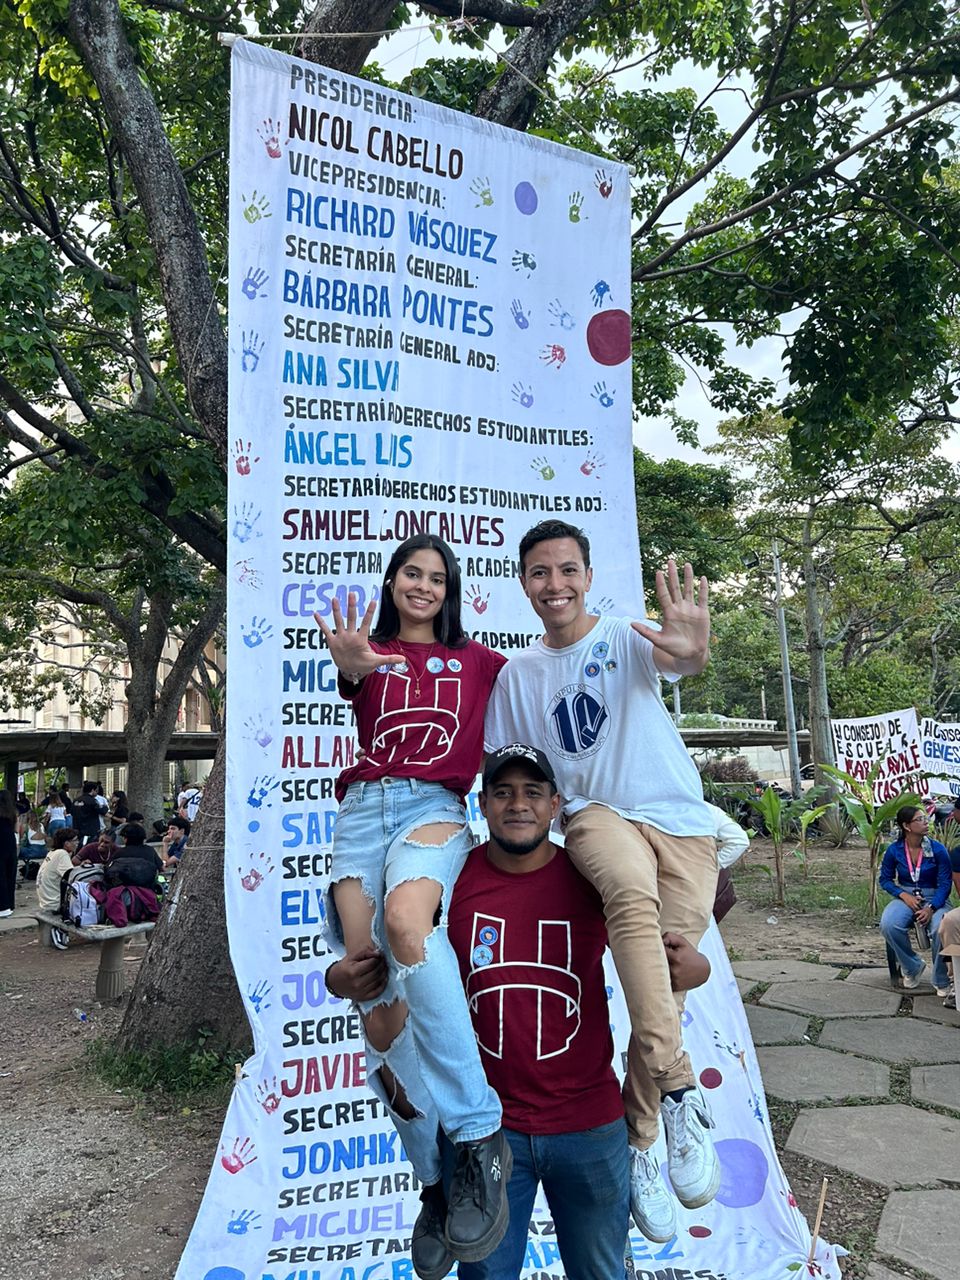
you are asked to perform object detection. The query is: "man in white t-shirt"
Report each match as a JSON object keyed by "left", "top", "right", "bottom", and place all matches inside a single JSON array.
[{"left": 484, "top": 519, "right": 719, "bottom": 1244}]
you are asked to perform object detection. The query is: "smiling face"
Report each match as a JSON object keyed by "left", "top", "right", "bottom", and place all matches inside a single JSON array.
[
  {"left": 390, "top": 548, "right": 448, "bottom": 639},
  {"left": 480, "top": 762, "right": 560, "bottom": 872},
  {"left": 520, "top": 536, "right": 594, "bottom": 645}
]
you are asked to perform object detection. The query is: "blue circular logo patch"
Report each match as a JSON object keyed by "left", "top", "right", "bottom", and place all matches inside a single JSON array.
[
  {"left": 592, "top": 641, "right": 609, "bottom": 659},
  {"left": 478, "top": 926, "right": 499, "bottom": 946},
  {"left": 447, "top": 658, "right": 463, "bottom": 672},
  {"left": 427, "top": 656, "right": 445, "bottom": 673},
  {"left": 472, "top": 944, "right": 493, "bottom": 967},
  {"left": 585, "top": 662, "right": 601, "bottom": 678},
  {"left": 604, "top": 660, "right": 617, "bottom": 673}
]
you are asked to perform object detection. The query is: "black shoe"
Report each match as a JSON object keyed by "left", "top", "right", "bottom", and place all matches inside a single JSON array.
[
  {"left": 445, "top": 1129, "right": 512, "bottom": 1263},
  {"left": 411, "top": 1183, "right": 452, "bottom": 1280},
  {"left": 51, "top": 927, "right": 70, "bottom": 951}
]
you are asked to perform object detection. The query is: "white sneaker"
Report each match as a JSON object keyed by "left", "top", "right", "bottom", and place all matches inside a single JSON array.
[
  {"left": 936, "top": 985, "right": 950, "bottom": 998},
  {"left": 903, "top": 961, "right": 927, "bottom": 990},
  {"left": 628, "top": 1146, "right": 677, "bottom": 1243},
  {"left": 661, "top": 1087, "right": 721, "bottom": 1209},
  {"left": 0, "top": 908, "right": 12, "bottom": 918}
]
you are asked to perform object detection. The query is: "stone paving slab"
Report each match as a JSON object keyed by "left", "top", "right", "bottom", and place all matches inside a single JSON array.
[
  {"left": 844, "top": 966, "right": 901, "bottom": 991},
  {"left": 736, "top": 976, "right": 759, "bottom": 998},
  {"left": 819, "top": 1016, "right": 960, "bottom": 1064},
  {"left": 757, "top": 1046, "right": 888, "bottom": 1101},
  {"left": 877, "top": 1188, "right": 960, "bottom": 1280},
  {"left": 910, "top": 993, "right": 960, "bottom": 1027},
  {"left": 732, "top": 959, "right": 841, "bottom": 983},
  {"left": 760, "top": 980, "right": 901, "bottom": 1018},
  {"left": 911, "top": 1063, "right": 960, "bottom": 1110},
  {"left": 866, "top": 1264, "right": 912, "bottom": 1280},
  {"left": 786, "top": 1103, "right": 960, "bottom": 1186},
  {"left": 745, "top": 1004, "right": 809, "bottom": 1044}
]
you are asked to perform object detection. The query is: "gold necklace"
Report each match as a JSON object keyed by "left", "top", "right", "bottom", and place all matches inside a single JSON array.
[{"left": 398, "top": 641, "right": 437, "bottom": 699}]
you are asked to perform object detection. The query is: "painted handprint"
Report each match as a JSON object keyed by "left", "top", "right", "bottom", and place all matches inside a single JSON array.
[
  {"left": 580, "top": 451, "right": 606, "bottom": 476},
  {"left": 530, "top": 456, "right": 555, "bottom": 482},
  {"left": 220, "top": 1137, "right": 257, "bottom": 1174},
  {"left": 232, "top": 502, "right": 262, "bottom": 544},
  {"left": 511, "top": 250, "right": 537, "bottom": 277},
  {"left": 255, "top": 1077, "right": 282, "bottom": 1114},
  {"left": 466, "top": 585, "right": 490, "bottom": 615},
  {"left": 509, "top": 299, "right": 530, "bottom": 330},
  {"left": 588, "top": 596, "right": 615, "bottom": 615},
  {"left": 235, "top": 558, "right": 262, "bottom": 589},
  {"left": 241, "top": 267, "right": 269, "bottom": 301},
  {"left": 241, "top": 617, "right": 273, "bottom": 648},
  {"left": 548, "top": 299, "right": 575, "bottom": 331},
  {"left": 241, "top": 190, "right": 271, "bottom": 223},
  {"left": 227, "top": 1208, "right": 262, "bottom": 1236},
  {"left": 241, "top": 331, "right": 264, "bottom": 373},
  {"left": 595, "top": 168, "right": 613, "bottom": 198},
  {"left": 469, "top": 176, "right": 493, "bottom": 206},
  {"left": 246, "top": 979, "right": 272, "bottom": 1014},
  {"left": 591, "top": 380, "right": 615, "bottom": 408},
  {"left": 591, "top": 279, "right": 611, "bottom": 307},
  {"left": 244, "top": 715, "right": 273, "bottom": 749},
  {"left": 568, "top": 191, "right": 585, "bottom": 223},
  {"left": 511, "top": 382, "right": 534, "bottom": 409},
  {"left": 239, "top": 851, "right": 274, "bottom": 892},
  {"left": 257, "top": 119, "right": 283, "bottom": 158},
  {"left": 540, "top": 344, "right": 566, "bottom": 369},
  {"left": 246, "top": 775, "right": 280, "bottom": 809},
  {"left": 232, "top": 439, "right": 260, "bottom": 476}
]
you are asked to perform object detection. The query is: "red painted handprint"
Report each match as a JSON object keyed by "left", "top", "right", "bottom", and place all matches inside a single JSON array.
[
  {"left": 220, "top": 1136, "right": 257, "bottom": 1174},
  {"left": 233, "top": 439, "right": 261, "bottom": 476}
]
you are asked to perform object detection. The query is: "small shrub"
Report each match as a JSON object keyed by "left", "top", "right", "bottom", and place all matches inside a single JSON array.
[
  {"left": 818, "top": 804, "right": 854, "bottom": 848},
  {"left": 699, "top": 756, "right": 761, "bottom": 784},
  {"left": 86, "top": 1029, "right": 238, "bottom": 1099}
]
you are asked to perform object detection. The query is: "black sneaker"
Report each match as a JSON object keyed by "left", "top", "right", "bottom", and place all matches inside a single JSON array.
[
  {"left": 444, "top": 1129, "right": 512, "bottom": 1263},
  {"left": 51, "top": 927, "right": 70, "bottom": 951},
  {"left": 411, "top": 1183, "right": 452, "bottom": 1280}
]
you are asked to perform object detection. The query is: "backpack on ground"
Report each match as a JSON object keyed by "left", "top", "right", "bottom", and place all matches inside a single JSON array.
[{"left": 60, "top": 864, "right": 105, "bottom": 927}]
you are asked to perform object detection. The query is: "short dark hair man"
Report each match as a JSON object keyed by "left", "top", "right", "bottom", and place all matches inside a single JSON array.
[
  {"left": 162, "top": 814, "right": 191, "bottom": 866},
  {"left": 485, "top": 520, "right": 719, "bottom": 1243},
  {"left": 70, "top": 780, "right": 103, "bottom": 842},
  {"left": 328, "top": 744, "right": 709, "bottom": 1279}
]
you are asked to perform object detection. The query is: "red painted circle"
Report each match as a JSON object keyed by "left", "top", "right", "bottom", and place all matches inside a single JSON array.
[
  {"left": 689, "top": 1226, "right": 712, "bottom": 1238},
  {"left": 586, "top": 309, "right": 631, "bottom": 365},
  {"left": 699, "top": 1067, "right": 723, "bottom": 1089}
]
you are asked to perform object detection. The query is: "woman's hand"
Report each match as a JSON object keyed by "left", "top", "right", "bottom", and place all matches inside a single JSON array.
[
  {"left": 916, "top": 904, "right": 933, "bottom": 926},
  {"left": 313, "top": 594, "right": 405, "bottom": 679},
  {"left": 900, "top": 892, "right": 922, "bottom": 912}
]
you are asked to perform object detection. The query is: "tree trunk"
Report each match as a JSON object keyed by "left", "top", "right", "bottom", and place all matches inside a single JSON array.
[
  {"left": 300, "top": 0, "right": 398, "bottom": 75},
  {"left": 124, "top": 727, "right": 171, "bottom": 830},
  {"left": 802, "top": 512, "right": 834, "bottom": 792},
  {"left": 117, "top": 738, "right": 249, "bottom": 1053}
]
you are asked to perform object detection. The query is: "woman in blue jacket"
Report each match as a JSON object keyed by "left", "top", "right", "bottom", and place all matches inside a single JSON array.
[{"left": 879, "top": 804, "right": 953, "bottom": 992}]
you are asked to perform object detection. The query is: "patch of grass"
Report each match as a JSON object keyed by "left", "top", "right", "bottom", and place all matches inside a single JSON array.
[
  {"left": 726, "top": 944, "right": 744, "bottom": 962},
  {"left": 86, "top": 1029, "right": 238, "bottom": 1101},
  {"left": 733, "top": 859, "right": 879, "bottom": 923},
  {"left": 800, "top": 950, "right": 821, "bottom": 964}
]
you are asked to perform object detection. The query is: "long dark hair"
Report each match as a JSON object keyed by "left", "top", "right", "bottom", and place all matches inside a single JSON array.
[
  {"left": 370, "top": 535, "right": 467, "bottom": 648},
  {"left": 895, "top": 804, "right": 925, "bottom": 839},
  {"left": 0, "top": 790, "right": 18, "bottom": 823}
]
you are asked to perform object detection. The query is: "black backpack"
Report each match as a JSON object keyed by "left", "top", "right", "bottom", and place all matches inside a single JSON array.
[{"left": 104, "top": 856, "right": 157, "bottom": 889}]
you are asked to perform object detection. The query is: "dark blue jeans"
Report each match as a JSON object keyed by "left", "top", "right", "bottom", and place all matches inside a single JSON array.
[{"left": 444, "top": 1119, "right": 630, "bottom": 1280}]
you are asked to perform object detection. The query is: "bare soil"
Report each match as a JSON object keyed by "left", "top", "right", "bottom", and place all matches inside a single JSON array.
[{"left": 0, "top": 839, "right": 892, "bottom": 1278}]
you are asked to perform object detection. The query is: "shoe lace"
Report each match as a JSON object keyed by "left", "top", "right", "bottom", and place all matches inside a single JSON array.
[
  {"left": 669, "top": 1095, "right": 709, "bottom": 1157},
  {"left": 454, "top": 1144, "right": 487, "bottom": 1211},
  {"left": 632, "top": 1149, "right": 660, "bottom": 1190}
]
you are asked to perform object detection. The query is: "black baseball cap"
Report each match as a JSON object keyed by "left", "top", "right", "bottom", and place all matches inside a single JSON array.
[{"left": 482, "top": 743, "right": 557, "bottom": 791}]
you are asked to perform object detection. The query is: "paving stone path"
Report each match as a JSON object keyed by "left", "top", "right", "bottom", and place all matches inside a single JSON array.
[{"left": 734, "top": 960, "right": 960, "bottom": 1280}]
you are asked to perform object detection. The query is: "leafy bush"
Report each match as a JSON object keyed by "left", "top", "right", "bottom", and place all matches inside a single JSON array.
[
  {"left": 86, "top": 1028, "right": 237, "bottom": 1099},
  {"left": 818, "top": 805, "right": 855, "bottom": 848},
  {"left": 699, "top": 756, "right": 760, "bottom": 784}
]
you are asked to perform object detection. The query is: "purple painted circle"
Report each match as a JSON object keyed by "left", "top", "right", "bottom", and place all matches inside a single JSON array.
[
  {"left": 586, "top": 309, "right": 631, "bottom": 365},
  {"left": 699, "top": 1067, "right": 723, "bottom": 1090},
  {"left": 715, "top": 1138, "right": 769, "bottom": 1208},
  {"left": 514, "top": 181, "right": 538, "bottom": 214}
]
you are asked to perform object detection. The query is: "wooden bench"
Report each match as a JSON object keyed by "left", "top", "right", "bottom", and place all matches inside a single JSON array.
[{"left": 34, "top": 911, "right": 155, "bottom": 1000}]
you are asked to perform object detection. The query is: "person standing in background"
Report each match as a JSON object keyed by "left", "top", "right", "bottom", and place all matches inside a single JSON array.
[{"left": 0, "top": 790, "right": 20, "bottom": 917}]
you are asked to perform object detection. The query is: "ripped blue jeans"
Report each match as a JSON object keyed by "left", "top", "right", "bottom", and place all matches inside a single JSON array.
[{"left": 326, "top": 777, "right": 502, "bottom": 1184}]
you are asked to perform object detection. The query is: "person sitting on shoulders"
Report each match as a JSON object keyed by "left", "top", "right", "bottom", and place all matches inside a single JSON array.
[{"left": 879, "top": 804, "right": 952, "bottom": 992}]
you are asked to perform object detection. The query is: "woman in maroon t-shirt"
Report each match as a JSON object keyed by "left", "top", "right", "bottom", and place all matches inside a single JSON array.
[{"left": 313, "top": 533, "right": 510, "bottom": 1267}]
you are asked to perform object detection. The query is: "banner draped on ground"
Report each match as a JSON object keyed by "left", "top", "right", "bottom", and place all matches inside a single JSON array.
[
  {"left": 832, "top": 707, "right": 960, "bottom": 801},
  {"left": 175, "top": 38, "right": 841, "bottom": 1280}
]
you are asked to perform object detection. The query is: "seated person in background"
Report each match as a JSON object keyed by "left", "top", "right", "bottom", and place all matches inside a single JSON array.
[
  {"left": 107, "top": 823, "right": 167, "bottom": 881},
  {"left": 161, "top": 815, "right": 190, "bottom": 866},
  {"left": 935, "top": 848, "right": 960, "bottom": 1009},
  {"left": 879, "top": 804, "right": 952, "bottom": 993},
  {"left": 78, "top": 828, "right": 117, "bottom": 865},
  {"left": 36, "top": 829, "right": 82, "bottom": 912},
  {"left": 108, "top": 789, "right": 129, "bottom": 830}
]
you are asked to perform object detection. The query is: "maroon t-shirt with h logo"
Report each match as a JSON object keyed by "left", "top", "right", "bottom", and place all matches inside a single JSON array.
[{"left": 448, "top": 843, "right": 624, "bottom": 1134}]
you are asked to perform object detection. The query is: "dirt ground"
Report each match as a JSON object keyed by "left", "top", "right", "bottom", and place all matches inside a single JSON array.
[{"left": 0, "top": 839, "right": 890, "bottom": 1279}]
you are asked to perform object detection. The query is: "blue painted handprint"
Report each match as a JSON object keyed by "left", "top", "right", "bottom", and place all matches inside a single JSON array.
[
  {"left": 591, "top": 280, "right": 611, "bottom": 307},
  {"left": 232, "top": 502, "right": 262, "bottom": 544},
  {"left": 227, "top": 1208, "right": 262, "bottom": 1236},
  {"left": 247, "top": 775, "right": 280, "bottom": 809},
  {"left": 247, "top": 979, "right": 272, "bottom": 1013},
  {"left": 241, "top": 617, "right": 273, "bottom": 648},
  {"left": 511, "top": 382, "right": 534, "bottom": 409},
  {"left": 241, "top": 331, "right": 264, "bottom": 373},
  {"left": 591, "top": 381, "right": 615, "bottom": 408},
  {"left": 510, "top": 299, "right": 530, "bottom": 330},
  {"left": 241, "top": 267, "right": 269, "bottom": 300}
]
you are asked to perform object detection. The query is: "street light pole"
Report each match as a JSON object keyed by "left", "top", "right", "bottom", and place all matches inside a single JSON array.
[{"left": 772, "top": 539, "right": 804, "bottom": 796}]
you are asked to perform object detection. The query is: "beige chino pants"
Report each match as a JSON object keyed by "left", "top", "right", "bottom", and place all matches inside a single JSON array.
[{"left": 564, "top": 804, "right": 718, "bottom": 1150}]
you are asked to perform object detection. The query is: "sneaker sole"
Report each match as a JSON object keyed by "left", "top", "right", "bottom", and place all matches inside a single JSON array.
[
  {"left": 629, "top": 1205, "right": 677, "bottom": 1244},
  {"left": 413, "top": 1249, "right": 454, "bottom": 1280},
  {"left": 673, "top": 1156, "right": 721, "bottom": 1211},
  {"left": 445, "top": 1141, "right": 513, "bottom": 1263}
]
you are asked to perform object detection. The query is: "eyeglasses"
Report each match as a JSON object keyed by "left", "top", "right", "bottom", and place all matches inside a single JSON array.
[{"left": 910, "top": 815, "right": 929, "bottom": 823}]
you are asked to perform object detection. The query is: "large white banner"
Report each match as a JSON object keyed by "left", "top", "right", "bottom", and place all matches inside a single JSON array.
[
  {"left": 175, "top": 38, "right": 840, "bottom": 1280},
  {"left": 830, "top": 707, "right": 924, "bottom": 802}
]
